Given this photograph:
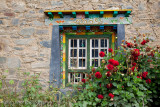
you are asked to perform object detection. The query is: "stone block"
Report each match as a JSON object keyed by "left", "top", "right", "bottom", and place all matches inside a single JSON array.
[
  {"left": 36, "top": 29, "right": 48, "bottom": 35},
  {"left": 40, "top": 40, "right": 51, "bottom": 48},
  {"left": 4, "top": 13, "right": 15, "bottom": 17},
  {"left": 51, "top": 1, "right": 63, "bottom": 6},
  {"left": 138, "top": 2, "right": 145, "bottom": 11},
  {"left": 9, "top": 69, "right": 16, "bottom": 75},
  {"left": 133, "top": 22, "right": 147, "bottom": 28},
  {"left": 12, "top": 1, "right": 26, "bottom": 13},
  {"left": 33, "top": 21, "right": 43, "bottom": 26},
  {"left": 112, "top": 0, "right": 122, "bottom": 2},
  {"left": 0, "top": 57, "right": 6, "bottom": 64},
  {"left": 0, "top": 20, "right": 2, "bottom": 24},
  {"left": 19, "top": 28, "right": 35, "bottom": 36},
  {"left": 14, "top": 47, "right": 24, "bottom": 50},
  {"left": 31, "top": 62, "right": 50, "bottom": 68},
  {"left": 14, "top": 39, "right": 35, "bottom": 45},
  {"left": 7, "top": 57, "right": 21, "bottom": 69},
  {"left": 12, "top": 18, "right": 19, "bottom": 26}
]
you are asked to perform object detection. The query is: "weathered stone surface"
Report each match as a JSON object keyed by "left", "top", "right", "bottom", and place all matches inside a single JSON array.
[
  {"left": 9, "top": 69, "right": 16, "bottom": 75},
  {"left": 12, "top": 1, "right": 26, "bottom": 13},
  {"left": 40, "top": 40, "right": 51, "bottom": 48},
  {"left": 133, "top": 22, "right": 147, "bottom": 28},
  {"left": 51, "top": 1, "right": 63, "bottom": 6},
  {"left": 112, "top": 0, "right": 122, "bottom": 2},
  {"left": 7, "top": 58, "right": 21, "bottom": 69},
  {"left": 33, "top": 21, "right": 43, "bottom": 26},
  {"left": 4, "top": 13, "right": 15, "bottom": 17},
  {"left": 0, "top": 20, "right": 2, "bottom": 24},
  {"left": 122, "top": 5, "right": 133, "bottom": 9},
  {"left": 14, "top": 39, "right": 35, "bottom": 45},
  {"left": 14, "top": 47, "right": 24, "bottom": 50},
  {"left": 138, "top": 2, "right": 145, "bottom": 11},
  {"left": 12, "top": 18, "right": 19, "bottom": 26},
  {"left": 19, "top": 28, "right": 35, "bottom": 36},
  {"left": 36, "top": 29, "right": 48, "bottom": 35},
  {"left": 31, "top": 62, "right": 50, "bottom": 68},
  {"left": 0, "top": 57, "right": 6, "bottom": 64}
]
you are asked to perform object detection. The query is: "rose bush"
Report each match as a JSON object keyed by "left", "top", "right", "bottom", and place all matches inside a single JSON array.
[{"left": 73, "top": 34, "right": 160, "bottom": 107}]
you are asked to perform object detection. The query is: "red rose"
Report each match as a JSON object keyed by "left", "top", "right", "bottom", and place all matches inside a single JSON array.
[
  {"left": 142, "top": 72, "right": 148, "bottom": 78},
  {"left": 134, "top": 56, "right": 138, "bottom": 61},
  {"left": 82, "top": 79, "right": 86, "bottom": 83},
  {"left": 99, "top": 84, "right": 101, "bottom": 87},
  {"left": 99, "top": 51, "right": 105, "bottom": 57},
  {"left": 108, "top": 93, "right": 114, "bottom": 98},
  {"left": 127, "top": 43, "right": 133, "bottom": 48},
  {"left": 106, "top": 83, "right": 113, "bottom": 89},
  {"left": 146, "top": 79, "right": 151, "bottom": 84},
  {"left": 112, "top": 60, "right": 119, "bottom": 66},
  {"left": 107, "top": 64, "right": 114, "bottom": 70},
  {"left": 132, "top": 62, "right": 137, "bottom": 66},
  {"left": 132, "top": 49, "right": 140, "bottom": 57},
  {"left": 108, "top": 48, "right": 113, "bottom": 53},
  {"left": 107, "top": 71, "right": 111, "bottom": 77},
  {"left": 97, "top": 94, "right": 103, "bottom": 99},
  {"left": 141, "top": 40, "right": 146, "bottom": 45},
  {"left": 95, "top": 72, "right": 102, "bottom": 78},
  {"left": 137, "top": 76, "right": 142, "bottom": 80},
  {"left": 108, "top": 59, "right": 114, "bottom": 65},
  {"left": 131, "top": 66, "right": 137, "bottom": 72}
]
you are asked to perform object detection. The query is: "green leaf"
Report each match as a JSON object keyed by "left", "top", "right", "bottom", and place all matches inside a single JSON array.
[
  {"left": 9, "top": 80, "right": 14, "bottom": 85},
  {"left": 127, "top": 82, "right": 132, "bottom": 86},
  {"left": 113, "top": 90, "right": 119, "bottom": 95},
  {"left": 137, "top": 91, "right": 144, "bottom": 96},
  {"left": 31, "top": 87, "right": 36, "bottom": 92},
  {"left": 5, "top": 70, "right": 9, "bottom": 73},
  {"left": 112, "top": 82, "right": 117, "bottom": 86}
]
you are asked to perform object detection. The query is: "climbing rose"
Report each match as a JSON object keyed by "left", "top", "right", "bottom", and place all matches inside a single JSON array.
[
  {"left": 141, "top": 40, "right": 147, "bottom": 45},
  {"left": 127, "top": 42, "right": 133, "bottom": 48},
  {"left": 137, "top": 76, "right": 142, "bottom": 80},
  {"left": 108, "top": 59, "right": 114, "bottom": 65},
  {"left": 131, "top": 66, "right": 137, "bottom": 72},
  {"left": 106, "top": 71, "right": 111, "bottom": 77},
  {"left": 132, "top": 62, "right": 137, "bottom": 66},
  {"left": 95, "top": 72, "right": 102, "bottom": 78},
  {"left": 132, "top": 49, "right": 140, "bottom": 57},
  {"left": 107, "top": 64, "right": 114, "bottom": 70},
  {"left": 97, "top": 94, "right": 103, "bottom": 99},
  {"left": 142, "top": 72, "right": 148, "bottom": 78},
  {"left": 108, "top": 48, "right": 113, "bottom": 53},
  {"left": 82, "top": 79, "right": 86, "bottom": 83},
  {"left": 106, "top": 83, "right": 113, "bottom": 89},
  {"left": 99, "top": 51, "right": 105, "bottom": 57},
  {"left": 146, "top": 79, "right": 151, "bottom": 84},
  {"left": 112, "top": 60, "right": 119, "bottom": 66},
  {"left": 108, "top": 93, "right": 114, "bottom": 98}
]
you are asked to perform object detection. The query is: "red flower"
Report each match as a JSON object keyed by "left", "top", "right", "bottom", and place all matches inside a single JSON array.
[
  {"left": 97, "top": 94, "right": 103, "bottom": 99},
  {"left": 127, "top": 43, "right": 133, "bottom": 48},
  {"left": 134, "top": 56, "right": 138, "bottom": 61},
  {"left": 108, "top": 59, "right": 114, "bottom": 65},
  {"left": 107, "top": 71, "right": 111, "bottom": 77},
  {"left": 141, "top": 40, "right": 146, "bottom": 45},
  {"left": 99, "top": 84, "right": 101, "bottom": 87},
  {"left": 146, "top": 79, "right": 151, "bottom": 84},
  {"left": 108, "top": 93, "right": 114, "bottom": 98},
  {"left": 132, "top": 49, "right": 140, "bottom": 59},
  {"left": 142, "top": 72, "right": 148, "bottom": 78},
  {"left": 82, "top": 79, "right": 86, "bottom": 83},
  {"left": 106, "top": 83, "right": 113, "bottom": 89},
  {"left": 112, "top": 60, "right": 119, "bottom": 66},
  {"left": 99, "top": 51, "right": 105, "bottom": 57},
  {"left": 108, "top": 48, "right": 113, "bottom": 53},
  {"left": 137, "top": 76, "right": 142, "bottom": 80},
  {"left": 131, "top": 66, "right": 137, "bottom": 72},
  {"left": 107, "top": 64, "right": 114, "bottom": 70},
  {"left": 132, "top": 62, "right": 137, "bottom": 66},
  {"left": 95, "top": 72, "right": 102, "bottom": 78}
]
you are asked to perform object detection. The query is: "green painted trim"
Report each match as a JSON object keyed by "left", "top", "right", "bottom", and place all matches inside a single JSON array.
[
  {"left": 113, "top": 11, "right": 118, "bottom": 17},
  {"left": 125, "top": 11, "right": 131, "bottom": 17},
  {"left": 100, "top": 11, "right": 104, "bottom": 17},
  {"left": 65, "top": 34, "right": 112, "bottom": 85},
  {"left": 72, "top": 12, "right": 76, "bottom": 18},
  {"left": 85, "top": 11, "right": 89, "bottom": 18},
  {"left": 48, "top": 12, "right": 54, "bottom": 19},
  {"left": 58, "top": 12, "right": 63, "bottom": 18}
]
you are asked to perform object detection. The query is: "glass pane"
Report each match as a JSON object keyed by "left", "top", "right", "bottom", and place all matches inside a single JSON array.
[
  {"left": 79, "top": 49, "right": 86, "bottom": 57},
  {"left": 79, "top": 59, "right": 85, "bottom": 67},
  {"left": 79, "top": 39, "right": 86, "bottom": 47},
  {"left": 92, "top": 39, "right": 98, "bottom": 48},
  {"left": 95, "top": 39, "right": 98, "bottom": 47},
  {"left": 92, "top": 59, "right": 98, "bottom": 67},
  {"left": 101, "top": 39, "right": 104, "bottom": 47},
  {"left": 71, "top": 49, "right": 77, "bottom": 57},
  {"left": 92, "top": 49, "right": 98, "bottom": 57},
  {"left": 105, "top": 39, "right": 107, "bottom": 47},
  {"left": 70, "top": 59, "right": 77, "bottom": 67},
  {"left": 74, "top": 40, "right": 77, "bottom": 47},
  {"left": 71, "top": 39, "right": 73, "bottom": 47},
  {"left": 92, "top": 39, "right": 94, "bottom": 48},
  {"left": 75, "top": 78, "right": 80, "bottom": 82},
  {"left": 83, "top": 73, "right": 85, "bottom": 78}
]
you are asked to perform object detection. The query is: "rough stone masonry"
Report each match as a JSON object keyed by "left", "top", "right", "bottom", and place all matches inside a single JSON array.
[{"left": 0, "top": 0, "right": 160, "bottom": 89}]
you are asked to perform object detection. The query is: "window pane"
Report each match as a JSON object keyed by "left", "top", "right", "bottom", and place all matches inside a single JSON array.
[
  {"left": 71, "top": 39, "right": 73, "bottom": 47},
  {"left": 92, "top": 49, "right": 98, "bottom": 57},
  {"left": 74, "top": 40, "right": 77, "bottom": 47},
  {"left": 79, "top": 49, "right": 86, "bottom": 57},
  {"left": 79, "top": 39, "right": 86, "bottom": 47},
  {"left": 101, "top": 39, "right": 104, "bottom": 47},
  {"left": 71, "top": 49, "right": 77, "bottom": 57},
  {"left": 70, "top": 59, "right": 77, "bottom": 67},
  {"left": 101, "top": 49, "right": 107, "bottom": 53},
  {"left": 92, "top": 39, "right": 98, "bottom": 48},
  {"left": 105, "top": 39, "right": 107, "bottom": 47},
  {"left": 92, "top": 59, "right": 98, "bottom": 67},
  {"left": 79, "top": 59, "right": 85, "bottom": 67},
  {"left": 95, "top": 39, "right": 98, "bottom": 47}
]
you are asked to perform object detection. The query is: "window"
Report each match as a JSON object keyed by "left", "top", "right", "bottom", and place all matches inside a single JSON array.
[{"left": 66, "top": 35, "right": 112, "bottom": 84}]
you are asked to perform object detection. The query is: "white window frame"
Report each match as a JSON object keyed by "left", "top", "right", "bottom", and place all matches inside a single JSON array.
[
  {"left": 68, "top": 39, "right": 87, "bottom": 69},
  {"left": 68, "top": 72, "right": 86, "bottom": 84},
  {"left": 90, "top": 38, "right": 109, "bottom": 67}
]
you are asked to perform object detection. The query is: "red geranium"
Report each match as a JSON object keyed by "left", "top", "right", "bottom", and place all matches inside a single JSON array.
[
  {"left": 106, "top": 83, "right": 113, "bottom": 89},
  {"left": 112, "top": 60, "right": 119, "bottom": 66},
  {"left": 108, "top": 48, "right": 113, "bottom": 53},
  {"left": 142, "top": 72, "right": 148, "bottom": 78},
  {"left": 141, "top": 40, "right": 147, "bottom": 45},
  {"left": 95, "top": 72, "right": 102, "bottom": 78},
  {"left": 132, "top": 62, "right": 137, "bottom": 66},
  {"left": 108, "top": 93, "right": 114, "bottom": 98},
  {"left": 97, "top": 94, "right": 103, "bottom": 99},
  {"left": 146, "top": 79, "right": 151, "bottom": 84},
  {"left": 108, "top": 59, "right": 114, "bottom": 65},
  {"left": 99, "top": 51, "right": 105, "bottom": 57},
  {"left": 107, "top": 64, "right": 114, "bottom": 70},
  {"left": 82, "top": 79, "right": 86, "bottom": 83},
  {"left": 107, "top": 71, "right": 111, "bottom": 77}
]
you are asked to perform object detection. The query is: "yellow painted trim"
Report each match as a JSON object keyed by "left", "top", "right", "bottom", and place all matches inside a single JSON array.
[
  {"left": 63, "top": 34, "right": 66, "bottom": 43},
  {"left": 112, "top": 33, "right": 115, "bottom": 43},
  {"left": 44, "top": 9, "right": 132, "bottom": 13},
  {"left": 103, "top": 13, "right": 113, "bottom": 17},
  {"left": 54, "top": 14, "right": 60, "bottom": 19}
]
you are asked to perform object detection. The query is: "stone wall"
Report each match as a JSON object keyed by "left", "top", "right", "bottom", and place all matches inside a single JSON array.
[{"left": 0, "top": 0, "right": 160, "bottom": 89}]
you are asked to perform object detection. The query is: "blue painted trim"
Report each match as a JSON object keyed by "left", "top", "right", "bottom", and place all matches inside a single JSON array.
[
  {"left": 113, "top": 11, "right": 118, "bottom": 17},
  {"left": 72, "top": 12, "right": 76, "bottom": 18},
  {"left": 72, "top": 26, "right": 77, "bottom": 30},
  {"left": 117, "top": 24, "right": 125, "bottom": 48},
  {"left": 100, "top": 11, "right": 104, "bottom": 17},
  {"left": 86, "top": 26, "right": 90, "bottom": 30},
  {"left": 59, "top": 26, "right": 63, "bottom": 30},
  {"left": 100, "top": 26, "right": 104, "bottom": 29}
]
